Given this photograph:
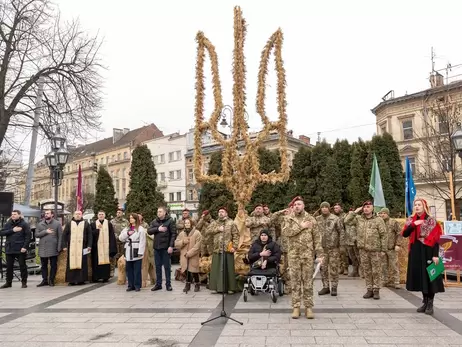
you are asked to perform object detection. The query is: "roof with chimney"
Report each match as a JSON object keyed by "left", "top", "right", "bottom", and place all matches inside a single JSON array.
[
  {"left": 69, "top": 124, "right": 163, "bottom": 159},
  {"left": 371, "top": 80, "right": 462, "bottom": 115}
]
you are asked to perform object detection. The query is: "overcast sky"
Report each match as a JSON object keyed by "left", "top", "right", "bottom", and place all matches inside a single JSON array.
[{"left": 16, "top": 0, "right": 462, "bottom": 162}]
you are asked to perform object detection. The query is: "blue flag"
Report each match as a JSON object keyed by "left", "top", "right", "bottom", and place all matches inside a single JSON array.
[{"left": 405, "top": 157, "right": 416, "bottom": 217}]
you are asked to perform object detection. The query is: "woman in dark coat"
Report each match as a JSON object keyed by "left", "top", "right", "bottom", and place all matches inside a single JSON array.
[
  {"left": 402, "top": 198, "right": 444, "bottom": 315},
  {"left": 248, "top": 229, "right": 281, "bottom": 270}
]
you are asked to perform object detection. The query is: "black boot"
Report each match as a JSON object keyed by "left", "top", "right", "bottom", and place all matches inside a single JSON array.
[
  {"left": 37, "top": 280, "right": 48, "bottom": 287},
  {"left": 425, "top": 298, "right": 434, "bottom": 315},
  {"left": 417, "top": 295, "right": 428, "bottom": 313},
  {"left": 21, "top": 281, "right": 27, "bottom": 289},
  {"left": 194, "top": 283, "right": 200, "bottom": 292},
  {"left": 183, "top": 282, "right": 191, "bottom": 293},
  {"left": 0, "top": 282, "right": 12, "bottom": 289}
]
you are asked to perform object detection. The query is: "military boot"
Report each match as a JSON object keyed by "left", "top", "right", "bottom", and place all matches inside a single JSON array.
[
  {"left": 331, "top": 287, "right": 337, "bottom": 296},
  {"left": 183, "top": 283, "right": 191, "bottom": 293},
  {"left": 373, "top": 289, "right": 380, "bottom": 300},
  {"left": 318, "top": 287, "right": 330, "bottom": 295},
  {"left": 0, "top": 282, "right": 12, "bottom": 289},
  {"left": 350, "top": 266, "right": 359, "bottom": 277},
  {"left": 291, "top": 308, "right": 300, "bottom": 319},
  {"left": 305, "top": 308, "right": 314, "bottom": 319},
  {"left": 425, "top": 298, "right": 434, "bottom": 315},
  {"left": 363, "top": 289, "right": 373, "bottom": 299},
  {"left": 417, "top": 296, "right": 428, "bottom": 313},
  {"left": 194, "top": 283, "right": 200, "bottom": 292}
]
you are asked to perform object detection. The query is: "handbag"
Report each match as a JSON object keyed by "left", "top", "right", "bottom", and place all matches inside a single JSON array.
[{"left": 175, "top": 268, "right": 186, "bottom": 282}]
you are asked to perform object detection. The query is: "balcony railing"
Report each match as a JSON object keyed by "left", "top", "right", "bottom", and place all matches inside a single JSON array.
[{"left": 158, "top": 181, "right": 167, "bottom": 188}]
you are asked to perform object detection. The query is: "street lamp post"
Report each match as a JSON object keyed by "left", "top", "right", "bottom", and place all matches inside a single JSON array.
[
  {"left": 45, "top": 128, "right": 70, "bottom": 220},
  {"left": 219, "top": 104, "right": 249, "bottom": 131},
  {"left": 450, "top": 124, "right": 462, "bottom": 221}
]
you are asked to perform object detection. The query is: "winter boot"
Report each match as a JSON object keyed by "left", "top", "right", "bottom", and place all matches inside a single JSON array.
[
  {"left": 331, "top": 287, "right": 337, "bottom": 296},
  {"left": 305, "top": 308, "right": 314, "bottom": 319},
  {"left": 0, "top": 282, "right": 12, "bottom": 289},
  {"left": 318, "top": 287, "right": 330, "bottom": 295},
  {"left": 183, "top": 283, "right": 191, "bottom": 293},
  {"left": 194, "top": 283, "right": 200, "bottom": 292},
  {"left": 417, "top": 296, "right": 428, "bottom": 313},
  {"left": 349, "top": 266, "right": 357, "bottom": 277},
  {"left": 343, "top": 267, "right": 349, "bottom": 275},
  {"left": 363, "top": 289, "right": 373, "bottom": 299},
  {"left": 291, "top": 307, "right": 300, "bottom": 319},
  {"left": 425, "top": 298, "right": 434, "bottom": 315},
  {"left": 373, "top": 289, "right": 380, "bottom": 300}
]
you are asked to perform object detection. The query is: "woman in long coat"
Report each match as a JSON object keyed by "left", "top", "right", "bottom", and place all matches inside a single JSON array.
[
  {"left": 402, "top": 198, "right": 444, "bottom": 315},
  {"left": 174, "top": 219, "right": 202, "bottom": 292}
]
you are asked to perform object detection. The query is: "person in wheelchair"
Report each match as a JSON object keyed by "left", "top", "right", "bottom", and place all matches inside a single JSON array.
[{"left": 247, "top": 229, "right": 281, "bottom": 275}]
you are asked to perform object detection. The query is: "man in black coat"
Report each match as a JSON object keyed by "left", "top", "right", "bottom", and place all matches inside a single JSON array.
[
  {"left": 148, "top": 206, "right": 177, "bottom": 291},
  {"left": 248, "top": 229, "right": 281, "bottom": 271},
  {"left": 0, "top": 210, "right": 31, "bottom": 289},
  {"left": 90, "top": 211, "right": 118, "bottom": 282}
]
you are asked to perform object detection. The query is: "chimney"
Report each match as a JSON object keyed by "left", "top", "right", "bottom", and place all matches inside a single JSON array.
[
  {"left": 113, "top": 128, "right": 123, "bottom": 143},
  {"left": 298, "top": 135, "right": 310, "bottom": 145},
  {"left": 287, "top": 130, "right": 293, "bottom": 137},
  {"left": 123, "top": 128, "right": 130, "bottom": 135},
  {"left": 430, "top": 72, "right": 444, "bottom": 88}
]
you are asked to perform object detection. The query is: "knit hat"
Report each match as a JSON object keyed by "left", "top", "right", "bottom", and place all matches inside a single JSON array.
[
  {"left": 260, "top": 229, "right": 269, "bottom": 236},
  {"left": 320, "top": 202, "right": 330, "bottom": 209},
  {"left": 379, "top": 207, "right": 390, "bottom": 215}
]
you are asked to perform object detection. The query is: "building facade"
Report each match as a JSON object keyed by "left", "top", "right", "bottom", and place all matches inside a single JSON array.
[
  {"left": 143, "top": 132, "right": 187, "bottom": 218},
  {"left": 28, "top": 124, "right": 163, "bottom": 210},
  {"left": 184, "top": 129, "right": 312, "bottom": 217},
  {"left": 372, "top": 73, "right": 462, "bottom": 220}
]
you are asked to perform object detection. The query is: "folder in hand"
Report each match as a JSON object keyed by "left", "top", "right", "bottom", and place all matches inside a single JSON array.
[{"left": 426, "top": 257, "right": 444, "bottom": 282}]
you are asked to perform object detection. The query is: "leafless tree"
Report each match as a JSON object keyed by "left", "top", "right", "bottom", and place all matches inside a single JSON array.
[
  {"left": 67, "top": 187, "right": 95, "bottom": 214},
  {"left": 413, "top": 94, "right": 462, "bottom": 201},
  {"left": 0, "top": 0, "right": 104, "bottom": 149}
]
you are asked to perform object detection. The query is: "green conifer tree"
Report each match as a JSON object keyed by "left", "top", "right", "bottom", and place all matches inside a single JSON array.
[
  {"left": 198, "top": 151, "right": 236, "bottom": 219},
  {"left": 93, "top": 166, "right": 118, "bottom": 219},
  {"left": 319, "top": 156, "right": 342, "bottom": 204},
  {"left": 125, "top": 145, "right": 165, "bottom": 223},
  {"left": 332, "top": 139, "right": 352, "bottom": 207}
]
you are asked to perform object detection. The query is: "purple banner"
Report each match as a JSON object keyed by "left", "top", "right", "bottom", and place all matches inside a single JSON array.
[{"left": 439, "top": 235, "right": 462, "bottom": 270}]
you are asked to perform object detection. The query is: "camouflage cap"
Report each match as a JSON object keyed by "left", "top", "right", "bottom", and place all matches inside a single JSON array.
[{"left": 379, "top": 207, "right": 390, "bottom": 215}]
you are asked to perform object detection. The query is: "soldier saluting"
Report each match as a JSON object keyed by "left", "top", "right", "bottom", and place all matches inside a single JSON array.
[{"left": 344, "top": 201, "right": 387, "bottom": 299}]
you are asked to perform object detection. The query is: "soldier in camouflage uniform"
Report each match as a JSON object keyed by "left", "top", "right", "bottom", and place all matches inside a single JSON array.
[
  {"left": 176, "top": 209, "right": 190, "bottom": 233},
  {"left": 333, "top": 203, "right": 349, "bottom": 275},
  {"left": 378, "top": 207, "right": 402, "bottom": 289},
  {"left": 342, "top": 208, "right": 361, "bottom": 277},
  {"left": 110, "top": 208, "right": 128, "bottom": 276},
  {"left": 196, "top": 210, "right": 213, "bottom": 288},
  {"left": 246, "top": 204, "right": 271, "bottom": 242},
  {"left": 282, "top": 197, "right": 323, "bottom": 319},
  {"left": 316, "top": 202, "right": 345, "bottom": 296},
  {"left": 345, "top": 201, "right": 387, "bottom": 300},
  {"left": 206, "top": 207, "right": 239, "bottom": 293}
]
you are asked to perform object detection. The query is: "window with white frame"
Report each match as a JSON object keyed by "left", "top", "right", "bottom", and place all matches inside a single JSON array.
[
  {"left": 402, "top": 120, "right": 413, "bottom": 140},
  {"left": 188, "top": 189, "right": 194, "bottom": 200},
  {"left": 168, "top": 152, "right": 174, "bottom": 162},
  {"left": 439, "top": 115, "right": 449, "bottom": 134},
  {"left": 188, "top": 168, "right": 194, "bottom": 181},
  {"left": 169, "top": 193, "right": 174, "bottom": 201},
  {"left": 175, "top": 150, "right": 181, "bottom": 160},
  {"left": 176, "top": 170, "right": 181, "bottom": 180},
  {"left": 176, "top": 192, "right": 182, "bottom": 201},
  {"left": 169, "top": 171, "right": 175, "bottom": 180}
]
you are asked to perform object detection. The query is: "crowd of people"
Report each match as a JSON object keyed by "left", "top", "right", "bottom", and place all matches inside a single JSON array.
[{"left": 0, "top": 196, "right": 444, "bottom": 318}]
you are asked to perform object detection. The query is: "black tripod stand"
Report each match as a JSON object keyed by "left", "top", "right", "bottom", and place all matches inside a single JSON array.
[{"left": 201, "top": 230, "right": 243, "bottom": 326}]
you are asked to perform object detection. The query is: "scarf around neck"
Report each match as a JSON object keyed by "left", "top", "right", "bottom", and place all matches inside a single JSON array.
[{"left": 403, "top": 212, "right": 442, "bottom": 251}]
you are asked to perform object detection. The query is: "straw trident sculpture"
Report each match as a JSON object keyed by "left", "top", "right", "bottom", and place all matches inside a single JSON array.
[{"left": 193, "top": 6, "right": 290, "bottom": 229}]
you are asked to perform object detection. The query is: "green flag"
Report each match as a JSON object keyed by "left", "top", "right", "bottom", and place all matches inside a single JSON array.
[{"left": 369, "top": 153, "right": 386, "bottom": 212}]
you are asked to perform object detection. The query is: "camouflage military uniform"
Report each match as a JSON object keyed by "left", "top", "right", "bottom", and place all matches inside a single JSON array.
[
  {"left": 196, "top": 214, "right": 213, "bottom": 256},
  {"left": 245, "top": 214, "right": 271, "bottom": 243},
  {"left": 110, "top": 216, "right": 128, "bottom": 274},
  {"left": 316, "top": 213, "right": 344, "bottom": 292},
  {"left": 381, "top": 216, "right": 402, "bottom": 287},
  {"left": 283, "top": 211, "right": 323, "bottom": 309},
  {"left": 334, "top": 212, "right": 349, "bottom": 275},
  {"left": 271, "top": 210, "right": 291, "bottom": 293},
  {"left": 344, "top": 212, "right": 387, "bottom": 294},
  {"left": 343, "top": 215, "right": 361, "bottom": 277},
  {"left": 176, "top": 218, "right": 186, "bottom": 234}
]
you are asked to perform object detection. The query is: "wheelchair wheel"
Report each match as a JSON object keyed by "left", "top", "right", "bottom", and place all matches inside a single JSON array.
[
  {"left": 249, "top": 287, "right": 255, "bottom": 296},
  {"left": 243, "top": 289, "right": 248, "bottom": 302},
  {"left": 278, "top": 280, "right": 284, "bottom": 297},
  {"left": 271, "top": 290, "right": 277, "bottom": 303}
]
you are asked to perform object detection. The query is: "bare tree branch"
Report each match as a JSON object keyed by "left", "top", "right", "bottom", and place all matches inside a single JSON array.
[{"left": 0, "top": 0, "right": 104, "bottom": 148}]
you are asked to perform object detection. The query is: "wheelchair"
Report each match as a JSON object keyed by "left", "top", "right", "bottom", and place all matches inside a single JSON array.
[{"left": 243, "top": 265, "right": 284, "bottom": 303}]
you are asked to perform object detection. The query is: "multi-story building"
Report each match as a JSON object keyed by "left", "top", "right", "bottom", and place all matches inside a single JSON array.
[
  {"left": 28, "top": 124, "right": 163, "bottom": 209},
  {"left": 184, "top": 129, "right": 312, "bottom": 216},
  {"left": 1, "top": 159, "right": 26, "bottom": 204},
  {"left": 372, "top": 72, "right": 462, "bottom": 220},
  {"left": 143, "top": 132, "right": 188, "bottom": 218}
]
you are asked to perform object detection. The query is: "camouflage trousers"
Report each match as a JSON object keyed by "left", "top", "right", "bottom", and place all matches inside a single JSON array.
[
  {"left": 321, "top": 248, "right": 340, "bottom": 289},
  {"left": 280, "top": 253, "right": 291, "bottom": 294},
  {"left": 347, "top": 244, "right": 361, "bottom": 275},
  {"left": 359, "top": 249, "right": 382, "bottom": 290},
  {"left": 382, "top": 250, "right": 399, "bottom": 286},
  {"left": 288, "top": 256, "right": 314, "bottom": 308},
  {"left": 110, "top": 241, "right": 126, "bottom": 276},
  {"left": 339, "top": 247, "right": 349, "bottom": 274}
]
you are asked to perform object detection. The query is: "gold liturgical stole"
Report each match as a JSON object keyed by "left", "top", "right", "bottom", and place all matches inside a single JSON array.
[
  {"left": 97, "top": 219, "right": 110, "bottom": 265},
  {"left": 69, "top": 221, "right": 85, "bottom": 270}
]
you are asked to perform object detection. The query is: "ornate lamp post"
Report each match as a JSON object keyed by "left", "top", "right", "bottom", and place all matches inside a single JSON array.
[{"left": 45, "top": 128, "right": 70, "bottom": 220}]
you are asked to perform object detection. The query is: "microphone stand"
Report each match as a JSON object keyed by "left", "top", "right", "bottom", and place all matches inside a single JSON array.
[{"left": 201, "top": 225, "right": 243, "bottom": 326}]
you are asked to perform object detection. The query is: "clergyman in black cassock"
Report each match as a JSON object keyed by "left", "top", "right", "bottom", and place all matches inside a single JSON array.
[
  {"left": 62, "top": 211, "right": 93, "bottom": 285},
  {"left": 90, "top": 211, "right": 118, "bottom": 282}
]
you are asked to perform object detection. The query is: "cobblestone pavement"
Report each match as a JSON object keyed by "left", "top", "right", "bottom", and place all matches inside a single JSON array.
[{"left": 0, "top": 268, "right": 461, "bottom": 347}]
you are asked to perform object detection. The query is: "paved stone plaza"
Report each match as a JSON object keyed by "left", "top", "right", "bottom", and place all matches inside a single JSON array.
[{"left": 0, "top": 270, "right": 461, "bottom": 347}]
